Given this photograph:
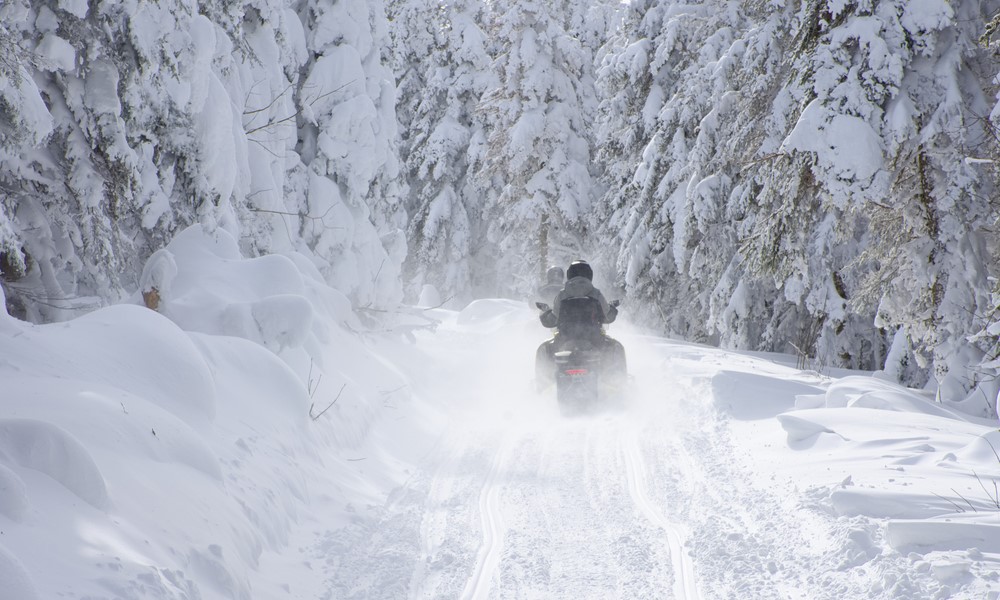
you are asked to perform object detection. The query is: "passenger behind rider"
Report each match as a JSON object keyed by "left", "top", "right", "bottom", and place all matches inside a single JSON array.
[
  {"left": 539, "top": 260, "right": 617, "bottom": 329},
  {"left": 534, "top": 265, "right": 565, "bottom": 308}
]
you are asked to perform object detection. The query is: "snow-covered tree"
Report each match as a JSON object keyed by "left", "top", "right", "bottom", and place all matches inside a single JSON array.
[
  {"left": 0, "top": 0, "right": 407, "bottom": 323},
  {"left": 759, "top": 0, "right": 997, "bottom": 400},
  {"left": 389, "top": 0, "right": 494, "bottom": 303},
  {"left": 593, "top": 0, "right": 752, "bottom": 341},
  {"left": 594, "top": 0, "right": 1000, "bottom": 405},
  {"left": 296, "top": 0, "right": 406, "bottom": 309},
  {"left": 474, "top": 0, "right": 601, "bottom": 296}
]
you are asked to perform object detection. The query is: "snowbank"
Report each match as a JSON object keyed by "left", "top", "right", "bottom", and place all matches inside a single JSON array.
[
  {"left": 698, "top": 341, "right": 1000, "bottom": 594},
  {"left": 0, "top": 224, "right": 431, "bottom": 599}
]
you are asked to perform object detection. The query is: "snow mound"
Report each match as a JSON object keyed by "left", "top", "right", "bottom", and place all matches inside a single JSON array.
[
  {"left": 417, "top": 284, "right": 441, "bottom": 308},
  {"left": 831, "top": 488, "right": 947, "bottom": 519},
  {"left": 776, "top": 412, "right": 844, "bottom": 443},
  {"left": 711, "top": 371, "right": 823, "bottom": 420},
  {"left": 192, "top": 333, "right": 310, "bottom": 427},
  {"left": 49, "top": 304, "right": 217, "bottom": 429},
  {"left": 808, "top": 376, "right": 952, "bottom": 415},
  {"left": 0, "top": 463, "right": 29, "bottom": 521},
  {"left": 953, "top": 430, "right": 1000, "bottom": 464},
  {"left": 0, "top": 543, "right": 40, "bottom": 600},
  {"left": 0, "top": 220, "right": 425, "bottom": 598},
  {"left": 139, "top": 248, "right": 178, "bottom": 301},
  {"left": 145, "top": 224, "right": 346, "bottom": 356},
  {"left": 0, "top": 418, "right": 108, "bottom": 509},
  {"left": 221, "top": 294, "right": 314, "bottom": 353}
]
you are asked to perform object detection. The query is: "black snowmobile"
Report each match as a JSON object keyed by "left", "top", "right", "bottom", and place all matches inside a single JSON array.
[{"left": 535, "top": 297, "right": 627, "bottom": 415}]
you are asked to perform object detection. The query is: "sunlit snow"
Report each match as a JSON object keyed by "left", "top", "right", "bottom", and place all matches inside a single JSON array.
[{"left": 2, "top": 227, "right": 999, "bottom": 598}]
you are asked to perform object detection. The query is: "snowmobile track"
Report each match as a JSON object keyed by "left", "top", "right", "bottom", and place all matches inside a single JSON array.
[
  {"left": 622, "top": 431, "right": 701, "bottom": 599},
  {"left": 460, "top": 438, "right": 511, "bottom": 600}
]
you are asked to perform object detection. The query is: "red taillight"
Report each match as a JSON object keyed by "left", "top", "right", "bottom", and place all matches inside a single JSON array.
[{"left": 564, "top": 369, "right": 588, "bottom": 375}]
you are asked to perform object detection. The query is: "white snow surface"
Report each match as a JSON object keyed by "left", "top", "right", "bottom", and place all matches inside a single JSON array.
[
  {"left": 2, "top": 228, "right": 1000, "bottom": 598},
  {"left": 781, "top": 99, "right": 885, "bottom": 183}
]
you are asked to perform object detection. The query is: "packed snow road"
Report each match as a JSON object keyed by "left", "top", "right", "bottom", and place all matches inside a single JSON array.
[
  {"left": 412, "top": 413, "right": 692, "bottom": 599},
  {"left": 311, "top": 300, "right": 952, "bottom": 599},
  {"left": 321, "top": 401, "right": 699, "bottom": 598}
]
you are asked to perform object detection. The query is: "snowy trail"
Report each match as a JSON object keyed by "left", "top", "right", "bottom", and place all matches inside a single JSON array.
[
  {"left": 316, "top": 309, "right": 711, "bottom": 598},
  {"left": 423, "top": 416, "right": 683, "bottom": 599},
  {"left": 313, "top": 304, "right": 961, "bottom": 599}
]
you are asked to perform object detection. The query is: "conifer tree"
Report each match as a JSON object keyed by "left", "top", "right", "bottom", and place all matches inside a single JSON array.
[
  {"left": 389, "top": 0, "right": 494, "bottom": 302},
  {"left": 297, "top": 0, "right": 406, "bottom": 308},
  {"left": 0, "top": 0, "right": 408, "bottom": 321},
  {"left": 474, "top": 0, "right": 599, "bottom": 296}
]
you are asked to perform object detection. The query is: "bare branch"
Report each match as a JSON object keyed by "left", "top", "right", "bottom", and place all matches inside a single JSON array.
[
  {"left": 309, "top": 383, "right": 347, "bottom": 421},
  {"left": 932, "top": 492, "right": 966, "bottom": 513},
  {"left": 243, "top": 80, "right": 357, "bottom": 137},
  {"left": 243, "top": 82, "right": 294, "bottom": 116}
]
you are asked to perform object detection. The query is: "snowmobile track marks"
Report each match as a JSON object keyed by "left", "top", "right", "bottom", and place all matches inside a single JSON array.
[
  {"left": 622, "top": 431, "right": 701, "bottom": 599},
  {"left": 460, "top": 438, "right": 512, "bottom": 600}
]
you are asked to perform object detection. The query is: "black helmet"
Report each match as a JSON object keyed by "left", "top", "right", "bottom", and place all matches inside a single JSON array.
[
  {"left": 566, "top": 260, "right": 593, "bottom": 281},
  {"left": 546, "top": 265, "right": 564, "bottom": 284}
]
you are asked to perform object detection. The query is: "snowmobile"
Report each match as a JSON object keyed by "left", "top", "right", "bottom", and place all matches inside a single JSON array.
[{"left": 535, "top": 297, "right": 627, "bottom": 415}]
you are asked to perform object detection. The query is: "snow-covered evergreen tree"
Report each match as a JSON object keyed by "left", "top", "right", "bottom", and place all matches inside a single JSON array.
[
  {"left": 730, "top": 1, "right": 888, "bottom": 367},
  {"left": 296, "top": 0, "right": 406, "bottom": 308},
  {"left": 594, "top": 0, "right": 1000, "bottom": 406},
  {"left": 474, "top": 0, "right": 601, "bottom": 296},
  {"left": 0, "top": 0, "right": 407, "bottom": 322},
  {"left": 762, "top": 0, "right": 997, "bottom": 400},
  {"left": 1, "top": 0, "right": 140, "bottom": 321},
  {"left": 593, "top": 0, "right": 751, "bottom": 341},
  {"left": 389, "top": 0, "right": 494, "bottom": 303}
]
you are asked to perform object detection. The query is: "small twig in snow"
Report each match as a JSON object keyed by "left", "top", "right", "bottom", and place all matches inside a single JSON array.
[
  {"left": 973, "top": 470, "right": 1000, "bottom": 510},
  {"left": 307, "top": 360, "right": 323, "bottom": 399},
  {"left": 932, "top": 492, "right": 966, "bottom": 513},
  {"left": 309, "top": 383, "right": 346, "bottom": 421},
  {"left": 952, "top": 488, "right": 979, "bottom": 513}
]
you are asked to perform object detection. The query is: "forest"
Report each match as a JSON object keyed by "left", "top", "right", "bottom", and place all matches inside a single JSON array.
[{"left": 2, "top": 0, "right": 1000, "bottom": 416}]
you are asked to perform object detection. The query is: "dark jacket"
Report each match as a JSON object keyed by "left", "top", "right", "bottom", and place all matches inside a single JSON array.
[{"left": 540, "top": 276, "right": 617, "bottom": 328}]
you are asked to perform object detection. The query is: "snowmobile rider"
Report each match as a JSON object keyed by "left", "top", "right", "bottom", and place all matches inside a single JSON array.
[
  {"left": 538, "top": 260, "right": 617, "bottom": 328},
  {"left": 535, "top": 259, "right": 626, "bottom": 393}
]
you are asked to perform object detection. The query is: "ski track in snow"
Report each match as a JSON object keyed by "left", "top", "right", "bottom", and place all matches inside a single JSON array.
[{"left": 311, "top": 317, "right": 707, "bottom": 599}]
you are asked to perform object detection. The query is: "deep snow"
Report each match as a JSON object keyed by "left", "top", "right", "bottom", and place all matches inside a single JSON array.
[{"left": 2, "top": 225, "right": 1000, "bottom": 599}]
